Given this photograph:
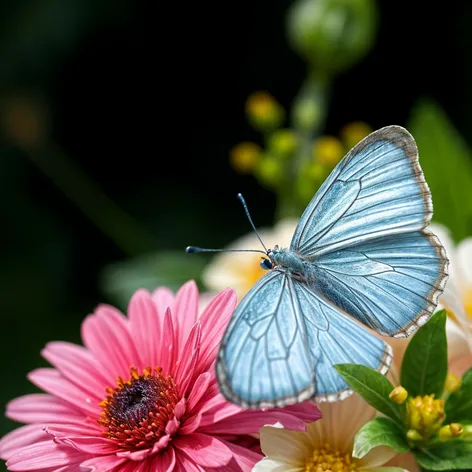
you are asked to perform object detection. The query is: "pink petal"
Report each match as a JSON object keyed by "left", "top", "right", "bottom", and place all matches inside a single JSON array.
[
  {"left": 200, "top": 408, "right": 316, "bottom": 435},
  {"left": 128, "top": 289, "right": 161, "bottom": 369},
  {"left": 116, "top": 448, "right": 152, "bottom": 462},
  {"left": 80, "top": 454, "right": 127, "bottom": 472},
  {"left": 41, "top": 342, "right": 108, "bottom": 400},
  {"left": 173, "top": 433, "right": 232, "bottom": 468},
  {"left": 159, "top": 309, "right": 176, "bottom": 375},
  {"left": 221, "top": 440, "right": 262, "bottom": 471},
  {"left": 179, "top": 412, "right": 202, "bottom": 435},
  {"left": 151, "top": 435, "right": 172, "bottom": 455},
  {"left": 197, "top": 288, "right": 236, "bottom": 371},
  {"left": 6, "top": 442, "right": 86, "bottom": 471},
  {"left": 282, "top": 402, "right": 322, "bottom": 423},
  {"left": 52, "top": 434, "right": 118, "bottom": 455},
  {"left": 27, "top": 369, "right": 100, "bottom": 417},
  {"left": 0, "top": 425, "right": 49, "bottom": 460},
  {"left": 174, "top": 281, "right": 199, "bottom": 356},
  {"left": 158, "top": 445, "right": 176, "bottom": 472},
  {"left": 186, "top": 372, "right": 211, "bottom": 414},
  {"left": 6, "top": 394, "right": 85, "bottom": 424},
  {"left": 174, "top": 452, "right": 205, "bottom": 472},
  {"left": 152, "top": 287, "right": 175, "bottom": 316},
  {"left": 173, "top": 322, "right": 201, "bottom": 394},
  {"left": 81, "top": 305, "right": 140, "bottom": 379}
]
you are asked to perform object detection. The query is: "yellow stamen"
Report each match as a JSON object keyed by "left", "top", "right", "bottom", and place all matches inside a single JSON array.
[
  {"left": 464, "top": 289, "right": 472, "bottom": 318},
  {"left": 389, "top": 386, "right": 408, "bottom": 404},
  {"left": 305, "top": 443, "right": 358, "bottom": 472},
  {"left": 406, "top": 394, "right": 446, "bottom": 439},
  {"left": 444, "top": 373, "right": 462, "bottom": 393}
]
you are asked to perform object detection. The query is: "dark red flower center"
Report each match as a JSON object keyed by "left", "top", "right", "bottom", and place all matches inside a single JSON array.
[{"left": 99, "top": 366, "right": 179, "bottom": 450}]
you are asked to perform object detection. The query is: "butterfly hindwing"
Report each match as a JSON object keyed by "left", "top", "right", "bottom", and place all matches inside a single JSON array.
[
  {"left": 291, "top": 126, "right": 433, "bottom": 258},
  {"left": 216, "top": 268, "right": 392, "bottom": 407},
  {"left": 292, "top": 279, "right": 391, "bottom": 401},
  {"left": 308, "top": 230, "right": 448, "bottom": 337}
]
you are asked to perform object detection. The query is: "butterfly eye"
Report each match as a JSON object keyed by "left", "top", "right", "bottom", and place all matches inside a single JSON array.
[{"left": 260, "top": 258, "right": 273, "bottom": 270}]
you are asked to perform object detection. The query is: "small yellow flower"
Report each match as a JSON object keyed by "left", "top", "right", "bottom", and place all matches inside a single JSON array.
[
  {"left": 444, "top": 373, "right": 462, "bottom": 393},
  {"left": 406, "top": 395, "right": 445, "bottom": 439},
  {"left": 341, "top": 121, "right": 372, "bottom": 149},
  {"left": 313, "top": 136, "right": 344, "bottom": 166},
  {"left": 268, "top": 128, "right": 298, "bottom": 158},
  {"left": 229, "top": 142, "right": 261, "bottom": 174},
  {"left": 389, "top": 386, "right": 408, "bottom": 404},
  {"left": 245, "top": 91, "right": 284, "bottom": 131}
]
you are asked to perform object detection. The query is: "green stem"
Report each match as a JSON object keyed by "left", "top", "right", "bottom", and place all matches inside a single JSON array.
[
  {"left": 275, "top": 70, "right": 330, "bottom": 220},
  {"left": 27, "top": 143, "right": 157, "bottom": 256}
]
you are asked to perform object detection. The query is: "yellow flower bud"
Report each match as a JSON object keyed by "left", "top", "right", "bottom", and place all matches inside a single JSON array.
[
  {"left": 245, "top": 91, "right": 284, "bottom": 131},
  {"left": 406, "top": 429, "right": 423, "bottom": 441},
  {"left": 341, "top": 121, "right": 372, "bottom": 149},
  {"left": 444, "top": 373, "right": 462, "bottom": 393},
  {"left": 313, "top": 136, "right": 344, "bottom": 166},
  {"left": 439, "top": 423, "right": 463, "bottom": 441},
  {"left": 389, "top": 386, "right": 408, "bottom": 404},
  {"left": 268, "top": 129, "right": 298, "bottom": 159},
  {"left": 406, "top": 395, "right": 446, "bottom": 439},
  {"left": 229, "top": 142, "right": 262, "bottom": 174}
]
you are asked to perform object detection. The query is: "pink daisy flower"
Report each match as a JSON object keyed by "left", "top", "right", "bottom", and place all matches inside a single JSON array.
[{"left": 0, "top": 281, "right": 320, "bottom": 471}]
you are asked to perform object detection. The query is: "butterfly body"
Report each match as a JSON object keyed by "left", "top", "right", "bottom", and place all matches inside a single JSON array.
[{"left": 202, "top": 126, "right": 449, "bottom": 408}]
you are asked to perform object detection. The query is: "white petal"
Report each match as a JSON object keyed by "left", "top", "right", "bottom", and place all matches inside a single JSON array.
[
  {"left": 358, "top": 446, "right": 398, "bottom": 468},
  {"left": 429, "top": 223, "right": 458, "bottom": 278},
  {"left": 252, "top": 457, "right": 303, "bottom": 472},
  {"left": 259, "top": 426, "right": 310, "bottom": 465},
  {"left": 307, "top": 394, "right": 376, "bottom": 453},
  {"left": 384, "top": 451, "right": 420, "bottom": 472},
  {"left": 446, "top": 317, "right": 472, "bottom": 359},
  {"left": 456, "top": 237, "right": 472, "bottom": 287}
]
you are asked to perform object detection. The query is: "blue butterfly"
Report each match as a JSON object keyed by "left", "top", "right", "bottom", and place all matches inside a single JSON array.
[{"left": 187, "top": 125, "right": 449, "bottom": 408}]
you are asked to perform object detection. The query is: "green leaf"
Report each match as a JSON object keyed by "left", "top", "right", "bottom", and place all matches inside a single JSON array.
[
  {"left": 408, "top": 99, "right": 472, "bottom": 241},
  {"left": 400, "top": 310, "right": 447, "bottom": 397},
  {"left": 99, "top": 250, "right": 208, "bottom": 309},
  {"left": 353, "top": 417, "right": 409, "bottom": 459},
  {"left": 446, "top": 368, "right": 472, "bottom": 423},
  {"left": 414, "top": 440, "right": 472, "bottom": 470},
  {"left": 335, "top": 364, "right": 405, "bottom": 426}
]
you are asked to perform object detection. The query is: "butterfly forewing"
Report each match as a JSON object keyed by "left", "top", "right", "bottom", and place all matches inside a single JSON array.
[{"left": 291, "top": 126, "right": 433, "bottom": 257}]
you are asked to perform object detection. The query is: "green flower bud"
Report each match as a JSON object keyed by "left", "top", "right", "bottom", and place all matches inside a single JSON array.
[
  {"left": 268, "top": 129, "right": 298, "bottom": 159},
  {"left": 286, "top": 0, "right": 378, "bottom": 74},
  {"left": 255, "top": 154, "right": 284, "bottom": 188}
]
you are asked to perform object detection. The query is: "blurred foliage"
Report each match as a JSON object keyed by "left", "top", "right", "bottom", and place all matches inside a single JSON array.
[
  {"left": 408, "top": 99, "right": 472, "bottom": 242},
  {"left": 100, "top": 251, "right": 207, "bottom": 310}
]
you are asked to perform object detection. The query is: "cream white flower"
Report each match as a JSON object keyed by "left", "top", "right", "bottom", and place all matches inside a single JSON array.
[
  {"left": 253, "top": 394, "right": 412, "bottom": 472},
  {"left": 203, "top": 219, "right": 298, "bottom": 300},
  {"left": 429, "top": 223, "right": 472, "bottom": 333}
]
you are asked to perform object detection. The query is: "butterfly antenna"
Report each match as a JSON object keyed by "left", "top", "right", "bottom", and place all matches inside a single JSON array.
[{"left": 237, "top": 193, "right": 268, "bottom": 253}]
